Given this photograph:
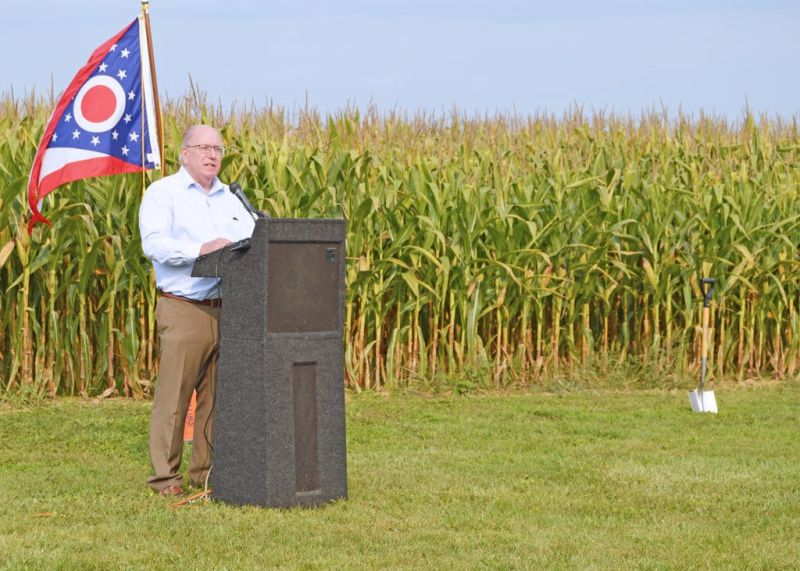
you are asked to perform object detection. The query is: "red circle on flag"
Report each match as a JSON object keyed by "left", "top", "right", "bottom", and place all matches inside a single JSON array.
[
  {"left": 81, "top": 85, "right": 117, "bottom": 123},
  {"left": 73, "top": 76, "right": 126, "bottom": 133}
]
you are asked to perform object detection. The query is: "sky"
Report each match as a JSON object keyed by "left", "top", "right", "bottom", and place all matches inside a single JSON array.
[{"left": 2, "top": 0, "right": 799, "bottom": 120}]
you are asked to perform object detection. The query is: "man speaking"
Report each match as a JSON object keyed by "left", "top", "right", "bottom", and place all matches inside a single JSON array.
[{"left": 139, "top": 125, "right": 255, "bottom": 496}]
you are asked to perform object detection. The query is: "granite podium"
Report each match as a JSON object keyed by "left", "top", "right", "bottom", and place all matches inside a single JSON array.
[{"left": 192, "top": 218, "right": 347, "bottom": 508}]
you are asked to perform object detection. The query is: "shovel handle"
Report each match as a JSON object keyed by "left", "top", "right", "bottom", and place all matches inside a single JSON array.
[{"left": 700, "top": 277, "right": 715, "bottom": 387}]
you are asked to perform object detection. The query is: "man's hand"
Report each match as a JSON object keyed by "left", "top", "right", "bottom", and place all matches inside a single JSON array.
[{"left": 199, "top": 238, "right": 232, "bottom": 256}]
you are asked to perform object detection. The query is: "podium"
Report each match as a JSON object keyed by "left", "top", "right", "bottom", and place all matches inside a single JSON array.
[{"left": 192, "top": 218, "right": 347, "bottom": 508}]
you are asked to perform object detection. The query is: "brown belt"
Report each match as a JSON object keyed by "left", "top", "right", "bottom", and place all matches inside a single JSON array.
[{"left": 159, "top": 291, "right": 222, "bottom": 308}]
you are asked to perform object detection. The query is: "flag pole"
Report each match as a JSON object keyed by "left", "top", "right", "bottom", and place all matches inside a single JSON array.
[
  {"left": 139, "top": 8, "right": 147, "bottom": 194},
  {"left": 142, "top": 0, "right": 165, "bottom": 176}
]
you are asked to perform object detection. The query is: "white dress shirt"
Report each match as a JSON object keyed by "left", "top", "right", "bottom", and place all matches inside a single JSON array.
[{"left": 139, "top": 167, "right": 256, "bottom": 300}]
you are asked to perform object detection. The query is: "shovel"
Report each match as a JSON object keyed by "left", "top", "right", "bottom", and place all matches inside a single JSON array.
[{"left": 689, "top": 277, "right": 718, "bottom": 413}]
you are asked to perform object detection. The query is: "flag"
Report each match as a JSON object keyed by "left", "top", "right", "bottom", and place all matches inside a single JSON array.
[{"left": 28, "top": 16, "right": 161, "bottom": 232}]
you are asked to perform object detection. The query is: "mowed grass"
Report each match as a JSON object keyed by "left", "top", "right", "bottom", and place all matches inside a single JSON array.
[{"left": 1, "top": 383, "right": 798, "bottom": 569}]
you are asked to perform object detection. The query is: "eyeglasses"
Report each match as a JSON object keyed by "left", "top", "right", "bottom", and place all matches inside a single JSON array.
[{"left": 186, "top": 144, "right": 226, "bottom": 156}]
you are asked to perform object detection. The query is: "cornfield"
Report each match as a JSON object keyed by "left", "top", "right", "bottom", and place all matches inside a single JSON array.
[{"left": 2, "top": 90, "right": 800, "bottom": 396}]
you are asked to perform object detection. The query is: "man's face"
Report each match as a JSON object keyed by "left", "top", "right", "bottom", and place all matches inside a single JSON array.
[{"left": 181, "top": 126, "right": 223, "bottom": 188}]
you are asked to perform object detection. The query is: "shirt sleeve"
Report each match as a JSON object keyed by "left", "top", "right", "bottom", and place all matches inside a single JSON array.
[{"left": 138, "top": 186, "right": 203, "bottom": 266}]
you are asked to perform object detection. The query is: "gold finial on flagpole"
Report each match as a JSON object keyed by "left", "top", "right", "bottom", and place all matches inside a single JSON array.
[{"left": 141, "top": 1, "right": 150, "bottom": 15}]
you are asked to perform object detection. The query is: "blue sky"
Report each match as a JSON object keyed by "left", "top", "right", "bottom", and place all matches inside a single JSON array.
[{"left": 2, "top": 0, "right": 798, "bottom": 119}]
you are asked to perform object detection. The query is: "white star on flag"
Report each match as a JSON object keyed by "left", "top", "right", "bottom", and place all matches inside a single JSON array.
[
  {"left": 99, "top": 63, "right": 108, "bottom": 72},
  {"left": 124, "top": 114, "right": 132, "bottom": 124},
  {"left": 121, "top": 48, "right": 130, "bottom": 58},
  {"left": 128, "top": 91, "right": 135, "bottom": 101},
  {"left": 72, "top": 129, "right": 80, "bottom": 139},
  {"left": 129, "top": 131, "right": 139, "bottom": 142},
  {"left": 91, "top": 136, "right": 100, "bottom": 146},
  {"left": 65, "top": 113, "right": 72, "bottom": 123},
  {"left": 51, "top": 133, "right": 58, "bottom": 142},
  {"left": 112, "top": 130, "right": 119, "bottom": 140},
  {"left": 121, "top": 146, "right": 129, "bottom": 156},
  {"left": 110, "top": 44, "right": 117, "bottom": 51},
  {"left": 116, "top": 69, "right": 127, "bottom": 80}
]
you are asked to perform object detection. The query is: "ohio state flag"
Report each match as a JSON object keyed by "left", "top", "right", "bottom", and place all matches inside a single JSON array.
[{"left": 28, "top": 16, "right": 161, "bottom": 232}]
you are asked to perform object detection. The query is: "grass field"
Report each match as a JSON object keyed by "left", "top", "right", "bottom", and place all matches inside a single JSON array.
[{"left": 1, "top": 382, "right": 799, "bottom": 569}]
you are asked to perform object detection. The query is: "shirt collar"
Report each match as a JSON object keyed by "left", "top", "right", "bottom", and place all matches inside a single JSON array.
[{"left": 177, "top": 166, "right": 226, "bottom": 195}]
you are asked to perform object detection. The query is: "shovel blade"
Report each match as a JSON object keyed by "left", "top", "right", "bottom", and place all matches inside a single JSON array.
[{"left": 688, "top": 389, "right": 718, "bottom": 413}]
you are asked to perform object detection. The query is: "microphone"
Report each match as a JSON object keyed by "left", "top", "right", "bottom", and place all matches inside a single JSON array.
[{"left": 229, "top": 182, "right": 267, "bottom": 220}]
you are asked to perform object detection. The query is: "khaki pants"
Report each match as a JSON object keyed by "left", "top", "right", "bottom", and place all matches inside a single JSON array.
[{"left": 147, "top": 296, "right": 219, "bottom": 491}]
